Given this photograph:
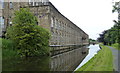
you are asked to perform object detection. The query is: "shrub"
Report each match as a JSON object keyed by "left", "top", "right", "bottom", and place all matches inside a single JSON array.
[
  {"left": 1, "top": 38, "right": 15, "bottom": 50},
  {"left": 1, "top": 38, "right": 18, "bottom": 60},
  {"left": 6, "top": 8, "right": 50, "bottom": 57}
]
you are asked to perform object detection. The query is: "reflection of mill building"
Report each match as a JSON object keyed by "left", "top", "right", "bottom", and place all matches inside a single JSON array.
[{"left": 1, "top": 0, "right": 89, "bottom": 55}]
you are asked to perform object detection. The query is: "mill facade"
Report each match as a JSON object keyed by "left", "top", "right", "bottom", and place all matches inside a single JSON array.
[
  {"left": 1, "top": 0, "right": 89, "bottom": 56},
  {"left": 1, "top": 0, "right": 90, "bottom": 71}
]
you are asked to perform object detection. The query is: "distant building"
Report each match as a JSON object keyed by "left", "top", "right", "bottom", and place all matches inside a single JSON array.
[{"left": 1, "top": 0, "right": 89, "bottom": 55}]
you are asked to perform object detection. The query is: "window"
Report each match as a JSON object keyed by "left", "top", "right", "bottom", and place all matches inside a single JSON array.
[
  {"left": 10, "top": 2, "right": 13, "bottom": 9},
  {"left": 54, "top": 18, "right": 57, "bottom": 28},
  {"left": 0, "top": 17, "right": 4, "bottom": 28},
  {"left": 33, "top": 1, "right": 35, "bottom": 6},
  {"left": 29, "top": 0, "right": 34, "bottom": 6},
  {"left": 51, "top": 17, "right": 54, "bottom": 27},
  {"left": 29, "top": 0, "right": 31, "bottom": 4},
  {"left": 1, "top": 0, "right": 4, "bottom": 9},
  {"left": 35, "top": 2, "right": 39, "bottom": 6}
]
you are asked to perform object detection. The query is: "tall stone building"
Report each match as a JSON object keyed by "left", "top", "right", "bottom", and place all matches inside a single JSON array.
[
  {"left": 1, "top": 0, "right": 89, "bottom": 71},
  {"left": 1, "top": 0, "right": 89, "bottom": 55}
]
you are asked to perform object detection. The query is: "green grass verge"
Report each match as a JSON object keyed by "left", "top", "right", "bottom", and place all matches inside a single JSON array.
[
  {"left": 111, "top": 43, "right": 120, "bottom": 50},
  {"left": 1, "top": 38, "right": 20, "bottom": 60},
  {"left": 75, "top": 45, "right": 113, "bottom": 71},
  {"left": 2, "top": 49, "right": 20, "bottom": 60}
]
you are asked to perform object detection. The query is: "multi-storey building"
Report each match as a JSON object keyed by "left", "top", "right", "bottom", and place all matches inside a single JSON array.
[
  {"left": 1, "top": 0, "right": 89, "bottom": 71},
  {"left": 1, "top": 0, "right": 89, "bottom": 55}
]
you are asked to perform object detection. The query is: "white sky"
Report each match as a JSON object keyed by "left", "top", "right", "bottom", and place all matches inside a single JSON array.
[{"left": 49, "top": 0, "right": 118, "bottom": 40}]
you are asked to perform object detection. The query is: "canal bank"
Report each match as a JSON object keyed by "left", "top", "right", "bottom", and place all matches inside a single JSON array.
[
  {"left": 74, "top": 44, "right": 101, "bottom": 71},
  {"left": 75, "top": 44, "right": 113, "bottom": 71}
]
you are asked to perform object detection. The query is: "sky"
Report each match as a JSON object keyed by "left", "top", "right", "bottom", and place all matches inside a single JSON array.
[{"left": 49, "top": 0, "right": 118, "bottom": 40}]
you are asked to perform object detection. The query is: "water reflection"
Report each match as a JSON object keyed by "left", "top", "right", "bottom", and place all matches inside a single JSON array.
[
  {"left": 74, "top": 44, "right": 101, "bottom": 71},
  {"left": 2, "top": 56, "right": 50, "bottom": 71},
  {"left": 50, "top": 46, "right": 89, "bottom": 71},
  {"left": 2, "top": 46, "right": 89, "bottom": 71}
]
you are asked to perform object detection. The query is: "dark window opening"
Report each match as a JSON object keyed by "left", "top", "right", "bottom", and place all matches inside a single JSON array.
[{"left": 10, "top": 2, "right": 13, "bottom": 9}]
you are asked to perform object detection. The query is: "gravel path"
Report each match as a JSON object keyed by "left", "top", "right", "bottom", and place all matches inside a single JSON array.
[{"left": 107, "top": 46, "right": 120, "bottom": 72}]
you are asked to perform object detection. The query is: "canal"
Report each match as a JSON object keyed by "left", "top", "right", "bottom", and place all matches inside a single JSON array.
[
  {"left": 2, "top": 45, "right": 93, "bottom": 72},
  {"left": 74, "top": 44, "right": 101, "bottom": 71}
]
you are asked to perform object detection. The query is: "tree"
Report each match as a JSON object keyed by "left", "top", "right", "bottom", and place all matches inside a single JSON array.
[
  {"left": 97, "top": 1, "right": 120, "bottom": 46},
  {"left": 112, "top": 1, "right": 120, "bottom": 46},
  {"left": 97, "top": 24, "right": 119, "bottom": 45},
  {"left": 97, "top": 30, "right": 108, "bottom": 45},
  {"left": 6, "top": 8, "right": 50, "bottom": 57},
  {"left": 112, "top": 2, "right": 120, "bottom": 13}
]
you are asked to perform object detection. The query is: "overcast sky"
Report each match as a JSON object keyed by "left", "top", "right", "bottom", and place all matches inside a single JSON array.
[{"left": 49, "top": 0, "right": 118, "bottom": 40}]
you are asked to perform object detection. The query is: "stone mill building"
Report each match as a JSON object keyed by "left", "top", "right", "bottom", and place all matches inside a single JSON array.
[{"left": 1, "top": 0, "right": 89, "bottom": 71}]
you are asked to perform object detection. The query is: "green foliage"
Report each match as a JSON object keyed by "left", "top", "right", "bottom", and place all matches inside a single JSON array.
[
  {"left": 98, "top": 1, "right": 120, "bottom": 46},
  {"left": 104, "top": 26, "right": 117, "bottom": 44},
  {"left": 6, "top": 8, "right": 50, "bottom": 57},
  {"left": 13, "top": 8, "right": 37, "bottom": 25},
  {"left": 1, "top": 38, "right": 15, "bottom": 50},
  {"left": 97, "top": 23, "right": 120, "bottom": 46},
  {"left": 112, "top": 1, "right": 120, "bottom": 47},
  {"left": 89, "top": 38, "right": 96, "bottom": 42},
  {"left": 1, "top": 38, "right": 19, "bottom": 60},
  {"left": 111, "top": 43, "right": 120, "bottom": 50},
  {"left": 112, "top": 2, "right": 120, "bottom": 13},
  {"left": 3, "top": 48, "right": 19, "bottom": 60},
  {"left": 89, "top": 38, "right": 96, "bottom": 43}
]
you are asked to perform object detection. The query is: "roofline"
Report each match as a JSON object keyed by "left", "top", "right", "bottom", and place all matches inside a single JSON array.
[{"left": 48, "top": 2, "right": 89, "bottom": 36}]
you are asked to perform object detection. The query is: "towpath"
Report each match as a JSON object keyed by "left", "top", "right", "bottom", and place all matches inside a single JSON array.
[{"left": 107, "top": 46, "right": 120, "bottom": 72}]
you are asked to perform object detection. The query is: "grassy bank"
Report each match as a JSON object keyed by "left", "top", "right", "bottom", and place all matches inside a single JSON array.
[
  {"left": 1, "top": 38, "right": 51, "bottom": 71},
  {"left": 111, "top": 43, "right": 120, "bottom": 50},
  {"left": 1, "top": 38, "right": 20, "bottom": 60},
  {"left": 76, "top": 45, "right": 113, "bottom": 71}
]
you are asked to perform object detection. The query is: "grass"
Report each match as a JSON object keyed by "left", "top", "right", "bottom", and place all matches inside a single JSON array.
[
  {"left": 1, "top": 38, "right": 15, "bottom": 50},
  {"left": 75, "top": 45, "right": 113, "bottom": 72},
  {"left": 111, "top": 43, "right": 120, "bottom": 50},
  {"left": 1, "top": 38, "right": 20, "bottom": 60},
  {"left": 0, "top": 38, "right": 2, "bottom": 59},
  {"left": 2, "top": 49, "right": 20, "bottom": 60}
]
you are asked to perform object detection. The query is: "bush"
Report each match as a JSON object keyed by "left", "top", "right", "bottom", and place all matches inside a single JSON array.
[
  {"left": 1, "top": 38, "right": 15, "bottom": 50},
  {"left": 111, "top": 43, "right": 120, "bottom": 50},
  {"left": 1, "top": 38, "right": 19, "bottom": 60},
  {"left": 6, "top": 8, "right": 50, "bottom": 57}
]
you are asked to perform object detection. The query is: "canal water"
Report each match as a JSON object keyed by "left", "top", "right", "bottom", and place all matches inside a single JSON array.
[
  {"left": 2, "top": 46, "right": 89, "bottom": 72},
  {"left": 2, "top": 56, "right": 50, "bottom": 71},
  {"left": 74, "top": 44, "right": 101, "bottom": 71}
]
